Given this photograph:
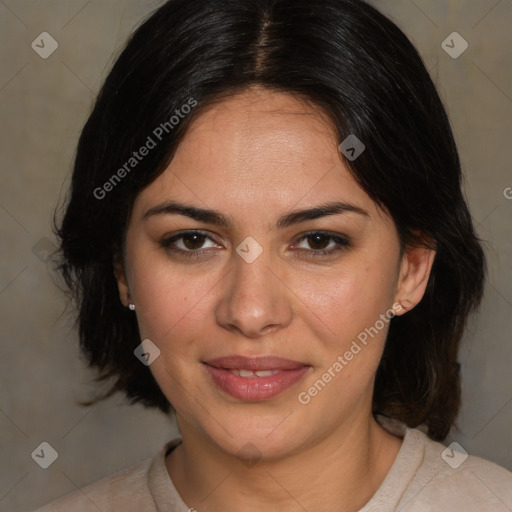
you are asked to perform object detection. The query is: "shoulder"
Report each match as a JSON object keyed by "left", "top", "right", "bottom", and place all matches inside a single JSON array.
[
  {"left": 34, "top": 459, "right": 153, "bottom": 512},
  {"left": 372, "top": 416, "right": 512, "bottom": 511},
  {"left": 402, "top": 428, "right": 512, "bottom": 511},
  {"left": 33, "top": 439, "right": 182, "bottom": 512}
]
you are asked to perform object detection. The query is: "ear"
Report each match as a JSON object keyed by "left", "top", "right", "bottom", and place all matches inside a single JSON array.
[
  {"left": 113, "top": 254, "right": 131, "bottom": 308},
  {"left": 394, "top": 243, "right": 436, "bottom": 316}
]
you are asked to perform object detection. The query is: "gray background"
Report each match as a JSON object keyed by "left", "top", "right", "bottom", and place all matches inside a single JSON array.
[{"left": 0, "top": 1, "right": 511, "bottom": 511}]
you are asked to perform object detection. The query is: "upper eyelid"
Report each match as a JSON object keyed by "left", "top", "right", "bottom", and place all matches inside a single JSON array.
[{"left": 167, "top": 230, "right": 221, "bottom": 244}]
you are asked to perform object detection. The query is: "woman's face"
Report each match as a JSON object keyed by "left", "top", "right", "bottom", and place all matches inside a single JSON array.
[{"left": 115, "top": 87, "right": 432, "bottom": 459}]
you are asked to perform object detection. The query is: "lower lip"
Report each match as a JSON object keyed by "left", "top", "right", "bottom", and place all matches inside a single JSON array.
[{"left": 203, "top": 364, "right": 310, "bottom": 401}]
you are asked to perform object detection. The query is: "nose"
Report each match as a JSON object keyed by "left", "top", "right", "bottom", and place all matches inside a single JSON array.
[{"left": 215, "top": 250, "right": 293, "bottom": 338}]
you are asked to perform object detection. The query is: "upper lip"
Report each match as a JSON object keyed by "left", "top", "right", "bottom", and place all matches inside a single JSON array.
[{"left": 203, "top": 355, "right": 308, "bottom": 371}]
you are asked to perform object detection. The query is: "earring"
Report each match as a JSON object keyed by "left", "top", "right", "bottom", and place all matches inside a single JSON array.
[{"left": 128, "top": 303, "right": 136, "bottom": 311}]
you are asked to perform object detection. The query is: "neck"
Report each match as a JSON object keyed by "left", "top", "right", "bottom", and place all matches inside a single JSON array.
[{"left": 166, "top": 411, "right": 402, "bottom": 512}]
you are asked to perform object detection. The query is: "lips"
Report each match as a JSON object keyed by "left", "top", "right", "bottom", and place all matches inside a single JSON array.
[
  {"left": 202, "top": 355, "right": 310, "bottom": 401},
  {"left": 204, "top": 355, "right": 307, "bottom": 371}
]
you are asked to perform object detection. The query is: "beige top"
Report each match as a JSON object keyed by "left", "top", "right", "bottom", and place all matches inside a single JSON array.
[{"left": 35, "top": 417, "right": 512, "bottom": 511}]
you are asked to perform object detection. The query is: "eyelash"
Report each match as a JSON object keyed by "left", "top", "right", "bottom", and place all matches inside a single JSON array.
[{"left": 160, "top": 230, "right": 351, "bottom": 260}]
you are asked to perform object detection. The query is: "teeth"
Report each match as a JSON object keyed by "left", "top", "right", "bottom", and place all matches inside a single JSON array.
[
  {"left": 255, "top": 370, "right": 280, "bottom": 377},
  {"left": 228, "top": 369, "right": 281, "bottom": 377}
]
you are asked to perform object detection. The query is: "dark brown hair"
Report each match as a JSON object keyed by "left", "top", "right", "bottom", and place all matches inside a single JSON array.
[{"left": 54, "top": 0, "right": 485, "bottom": 441}]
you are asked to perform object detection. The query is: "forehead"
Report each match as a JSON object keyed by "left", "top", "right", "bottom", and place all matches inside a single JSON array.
[
  {"left": 133, "top": 87, "right": 380, "bottom": 225},
  {"left": 189, "top": 86, "right": 334, "bottom": 133},
  {"left": 182, "top": 87, "right": 338, "bottom": 165}
]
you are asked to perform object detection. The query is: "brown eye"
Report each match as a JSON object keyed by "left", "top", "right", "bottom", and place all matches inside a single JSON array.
[
  {"left": 181, "top": 232, "right": 207, "bottom": 250},
  {"left": 160, "top": 230, "right": 219, "bottom": 259},
  {"left": 305, "top": 233, "right": 331, "bottom": 251},
  {"left": 293, "top": 231, "right": 351, "bottom": 258}
]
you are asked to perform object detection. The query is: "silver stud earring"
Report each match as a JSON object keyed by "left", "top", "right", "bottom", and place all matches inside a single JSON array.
[{"left": 128, "top": 303, "right": 136, "bottom": 311}]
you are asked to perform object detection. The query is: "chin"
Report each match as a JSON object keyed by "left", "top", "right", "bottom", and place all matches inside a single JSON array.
[
  {"left": 199, "top": 408, "right": 309, "bottom": 462},
  {"left": 219, "top": 432, "right": 300, "bottom": 463}
]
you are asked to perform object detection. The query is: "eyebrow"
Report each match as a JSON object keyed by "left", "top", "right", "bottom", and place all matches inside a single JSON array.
[{"left": 142, "top": 200, "right": 369, "bottom": 229}]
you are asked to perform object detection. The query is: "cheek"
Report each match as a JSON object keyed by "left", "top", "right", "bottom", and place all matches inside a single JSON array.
[
  {"left": 130, "top": 263, "right": 217, "bottom": 408},
  {"left": 126, "top": 238, "right": 222, "bottom": 346},
  {"left": 294, "top": 258, "right": 398, "bottom": 345},
  {"left": 133, "top": 268, "right": 215, "bottom": 344}
]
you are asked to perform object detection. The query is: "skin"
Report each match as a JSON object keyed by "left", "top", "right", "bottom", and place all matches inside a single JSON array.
[{"left": 114, "top": 86, "right": 435, "bottom": 512}]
